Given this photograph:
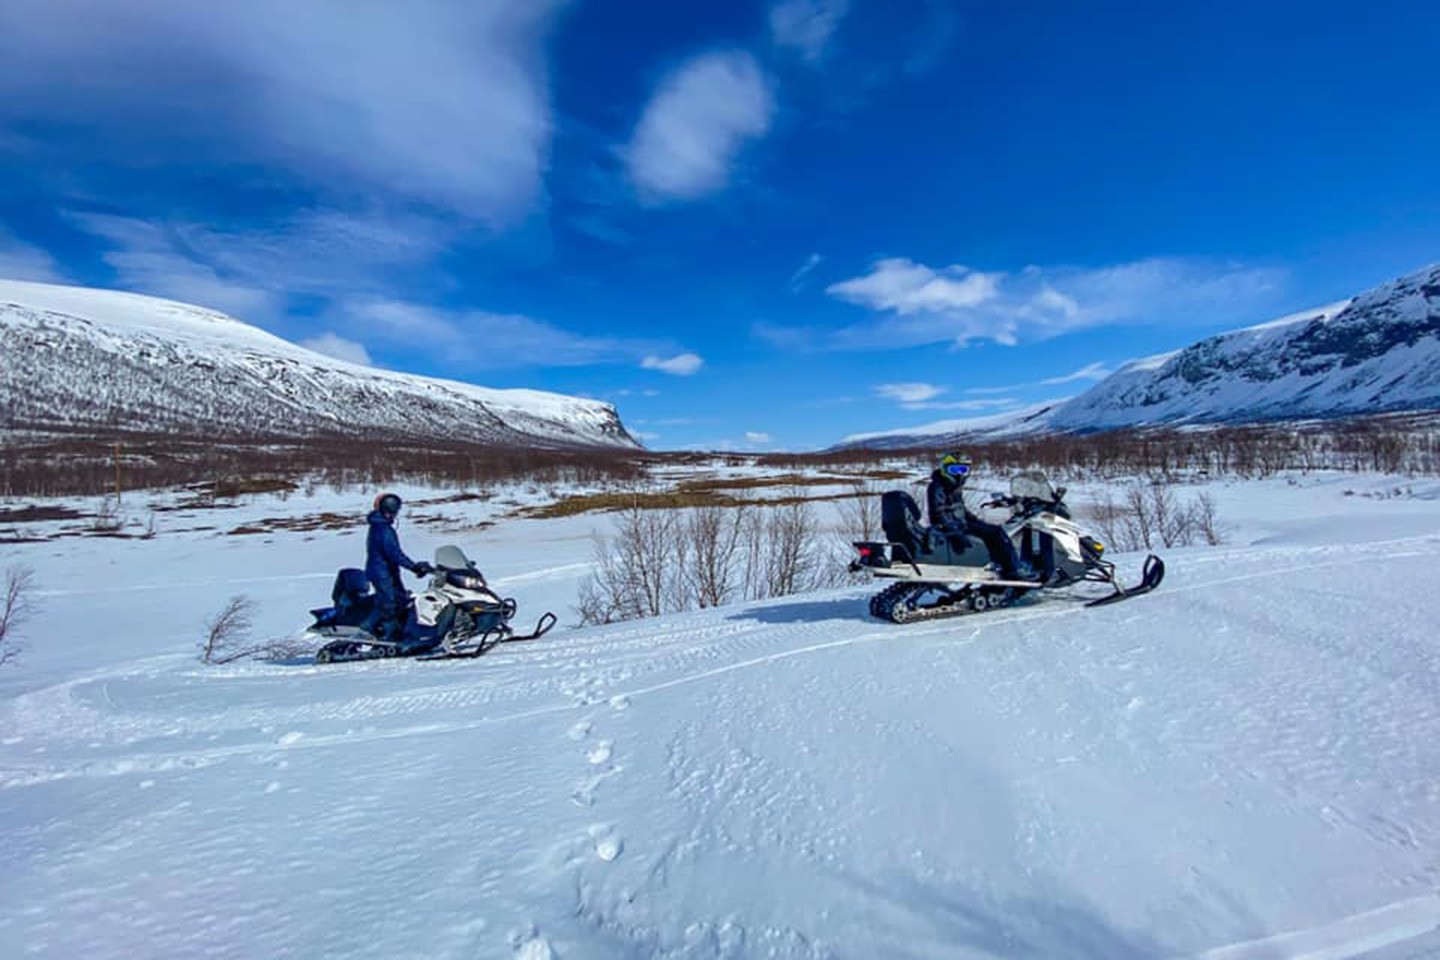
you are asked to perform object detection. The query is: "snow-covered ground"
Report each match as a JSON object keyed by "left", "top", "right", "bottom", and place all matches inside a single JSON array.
[{"left": 2, "top": 471, "right": 1439, "bottom": 959}]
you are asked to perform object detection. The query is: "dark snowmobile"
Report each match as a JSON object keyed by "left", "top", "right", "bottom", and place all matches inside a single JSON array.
[
  {"left": 850, "top": 472, "right": 1164, "bottom": 624},
  {"left": 308, "top": 545, "right": 556, "bottom": 663}
]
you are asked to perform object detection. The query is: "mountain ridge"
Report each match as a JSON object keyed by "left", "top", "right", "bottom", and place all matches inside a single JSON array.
[
  {"left": 0, "top": 279, "right": 641, "bottom": 451},
  {"left": 837, "top": 262, "right": 1440, "bottom": 449}
]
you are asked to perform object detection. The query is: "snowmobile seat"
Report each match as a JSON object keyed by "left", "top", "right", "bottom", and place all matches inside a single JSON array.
[
  {"left": 882, "top": 491, "right": 932, "bottom": 561},
  {"left": 332, "top": 568, "right": 370, "bottom": 605}
]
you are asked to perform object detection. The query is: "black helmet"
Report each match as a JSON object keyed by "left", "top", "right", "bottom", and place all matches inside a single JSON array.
[{"left": 374, "top": 492, "right": 402, "bottom": 518}]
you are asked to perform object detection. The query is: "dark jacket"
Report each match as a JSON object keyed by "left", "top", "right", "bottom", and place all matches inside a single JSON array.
[
  {"left": 365, "top": 510, "right": 419, "bottom": 586},
  {"left": 926, "top": 469, "right": 971, "bottom": 531}
]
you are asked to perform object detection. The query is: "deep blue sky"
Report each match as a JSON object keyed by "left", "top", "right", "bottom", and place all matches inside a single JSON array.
[{"left": 1, "top": 0, "right": 1437, "bottom": 449}]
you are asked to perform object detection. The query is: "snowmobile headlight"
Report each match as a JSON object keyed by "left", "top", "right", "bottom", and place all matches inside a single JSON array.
[{"left": 446, "top": 570, "right": 487, "bottom": 591}]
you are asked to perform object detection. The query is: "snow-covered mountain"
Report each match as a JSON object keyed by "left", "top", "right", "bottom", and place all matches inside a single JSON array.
[
  {"left": 838, "top": 262, "right": 1440, "bottom": 448},
  {"left": 0, "top": 279, "right": 640, "bottom": 449}
]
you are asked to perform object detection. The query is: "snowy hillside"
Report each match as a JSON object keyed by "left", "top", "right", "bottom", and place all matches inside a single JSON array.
[
  {"left": 840, "top": 263, "right": 1440, "bottom": 448},
  {"left": 0, "top": 279, "right": 640, "bottom": 450},
  {"left": 3, "top": 474, "right": 1440, "bottom": 959}
]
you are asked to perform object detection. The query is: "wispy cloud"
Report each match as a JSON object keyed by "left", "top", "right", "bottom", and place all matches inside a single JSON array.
[
  {"left": 769, "top": 0, "right": 849, "bottom": 62},
  {"left": 625, "top": 51, "right": 775, "bottom": 203},
  {"left": 345, "top": 299, "right": 673, "bottom": 371},
  {"left": 876, "top": 382, "right": 945, "bottom": 405},
  {"left": 1041, "top": 361, "right": 1112, "bottom": 385},
  {"left": 744, "top": 431, "right": 773, "bottom": 444},
  {"left": 0, "top": 227, "right": 65, "bottom": 284},
  {"left": 299, "top": 332, "right": 372, "bottom": 366},
  {"left": 875, "top": 382, "right": 1021, "bottom": 412},
  {"left": 0, "top": 1, "right": 564, "bottom": 223},
  {"left": 641, "top": 352, "right": 705, "bottom": 376},
  {"left": 787, "top": 252, "right": 824, "bottom": 292},
  {"left": 69, "top": 213, "right": 282, "bottom": 321},
  {"left": 809, "top": 256, "right": 1287, "bottom": 349}
]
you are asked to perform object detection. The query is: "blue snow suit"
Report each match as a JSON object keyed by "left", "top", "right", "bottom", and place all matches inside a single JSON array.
[{"left": 364, "top": 509, "right": 420, "bottom": 640}]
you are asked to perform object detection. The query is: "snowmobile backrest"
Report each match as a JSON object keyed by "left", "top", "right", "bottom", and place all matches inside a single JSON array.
[
  {"left": 1010, "top": 472, "right": 1055, "bottom": 502},
  {"left": 332, "top": 568, "right": 369, "bottom": 605},
  {"left": 434, "top": 545, "right": 473, "bottom": 571},
  {"left": 881, "top": 490, "right": 925, "bottom": 557}
]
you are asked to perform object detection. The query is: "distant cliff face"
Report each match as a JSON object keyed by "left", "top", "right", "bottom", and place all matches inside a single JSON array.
[{"left": 0, "top": 280, "right": 641, "bottom": 450}]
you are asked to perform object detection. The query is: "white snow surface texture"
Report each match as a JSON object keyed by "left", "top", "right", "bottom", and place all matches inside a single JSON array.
[
  {"left": 844, "top": 262, "right": 1440, "bottom": 446},
  {"left": 0, "top": 279, "right": 639, "bottom": 448},
  {"left": 2, "top": 474, "right": 1440, "bottom": 959}
]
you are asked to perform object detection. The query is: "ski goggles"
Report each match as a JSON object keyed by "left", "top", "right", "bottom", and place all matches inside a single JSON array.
[{"left": 944, "top": 462, "right": 971, "bottom": 477}]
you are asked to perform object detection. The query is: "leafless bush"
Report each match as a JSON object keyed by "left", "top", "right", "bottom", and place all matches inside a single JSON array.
[
  {"left": 836, "top": 481, "right": 882, "bottom": 542},
  {"left": 200, "top": 595, "right": 257, "bottom": 664},
  {"left": 682, "top": 504, "right": 750, "bottom": 608},
  {"left": 0, "top": 565, "right": 36, "bottom": 665},
  {"left": 1090, "top": 481, "right": 1224, "bottom": 551},
  {"left": 1191, "top": 491, "right": 1223, "bottom": 545},
  {"left": 576, "top": 497, "right": 846, "bottom": 625}
]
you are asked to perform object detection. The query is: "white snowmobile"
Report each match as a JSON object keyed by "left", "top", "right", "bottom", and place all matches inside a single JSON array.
[
  {"left": 850, "top": 471, "right": 1164, "bottom": 624},
  {"left": 308, "top": 545, "right": 556, "bottom": 664}
]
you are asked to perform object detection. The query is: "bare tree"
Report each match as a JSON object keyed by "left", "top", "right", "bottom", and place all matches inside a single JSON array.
[
  {"left": 200, "top": 595, "right": 257, "bottom": 664},
  {"left": 0, "top": 565, "right": 36, "bottom": 665}
]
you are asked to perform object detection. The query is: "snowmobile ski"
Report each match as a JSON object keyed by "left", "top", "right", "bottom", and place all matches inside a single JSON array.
[
  {"left": 415, "top": 612, "right": 559, "bottom": 660},
  {"left": 1083, "top": 553, "right": 1166, "bottom": 607}
]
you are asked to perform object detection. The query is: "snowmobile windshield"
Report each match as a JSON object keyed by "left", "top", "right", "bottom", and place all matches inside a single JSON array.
[
  {"left": 1010, "top": 472, "right": 1056, "bottom": 502},
  {"left": 434, "top": 545, "right": 472, "bottom": 571}
]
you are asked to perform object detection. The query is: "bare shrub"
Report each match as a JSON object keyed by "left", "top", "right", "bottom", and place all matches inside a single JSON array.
[
  {"left": 836, "top": 481, "right": 881, "bottom": 541},
  {"left": 0, "top": 565, "right": 36, "bottom": 665},
  {"left": 1190, "top": 491, "right": 1223, "bottom": 545},
  {"left": 576, "top": 496, "right": 847, "bottom": 626},
  {"left": 200, "top": 595, "right": 257, "bottom": 664},
  {"left": 682, "top": 504, "right": 749, "bottom": 608},
  {"left": 1090, "top": 481, "right": 1224, "bottom": 551}
]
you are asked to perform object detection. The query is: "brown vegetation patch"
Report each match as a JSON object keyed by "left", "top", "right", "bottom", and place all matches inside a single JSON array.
[
  {"left": 0, "top": 504, "right": 85, "bottom": 523},
  {"left": 226, "top": 512, "right": 354, "bottom": 536}
]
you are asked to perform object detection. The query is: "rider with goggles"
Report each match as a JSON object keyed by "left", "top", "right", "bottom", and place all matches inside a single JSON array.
[{"left": 926, "top": 452, "right": 1035, "bottom": 582}]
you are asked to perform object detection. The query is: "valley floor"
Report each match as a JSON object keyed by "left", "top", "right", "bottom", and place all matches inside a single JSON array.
[{"left": 2, "top": 472, "right": 1439, "bottom": 959}]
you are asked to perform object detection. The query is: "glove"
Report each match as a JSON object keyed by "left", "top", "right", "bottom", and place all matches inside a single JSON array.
[{"left": 413, "top": 561, "right": 434, "bottom": 577}]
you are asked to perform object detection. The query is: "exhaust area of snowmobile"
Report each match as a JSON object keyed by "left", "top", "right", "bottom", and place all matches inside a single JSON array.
[
  {"left": 851, "top": 472, "right": 1166, "bottom": 624},
  {"left": 307, "top": 545, "right": 558, "bottom": 664}
]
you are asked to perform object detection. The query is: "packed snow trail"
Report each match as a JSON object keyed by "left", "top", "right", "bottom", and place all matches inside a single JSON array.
[{"left": 3, "top": 484, "right": 1440, "bottom": 958}]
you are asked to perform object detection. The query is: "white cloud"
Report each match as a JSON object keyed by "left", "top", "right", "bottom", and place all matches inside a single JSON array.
[
  {"left": 818, "top": 256, "right": 1286, "bottom": 349},
  {"left": 0, "top": 0, "right": 563, "bottom": 222},
  {"left": 876, "top": 382, "right": 945, "bottom": 404},
  {"left": 625, "top": 51, "right": 775, "bottom": 203},
  {"left": 769, "top": 0, "right": 849, "bottom": 62},
  {"left": 787, "top": 252, "right": 823, "bottom": 292},
  {"left": 0, "top": 227, "right": 64, "bottom": 283},
  {"left": 1041, "top": 361, "right": 1112, "bottom": 385},
  {"left": 641, "top": 352, "right": 704, "bottom": 376},
  {"left": 744, "top": 431, "right": 772, "bottom": 444},
  {"left": 299, "top": 332, "right": 372, "bottom": 366},
  {"left": 828, "top": 258, "right": 1003, "bottom": 315},
  {"left": 631, "top": 430, "right": 660, "bottom": 442}
]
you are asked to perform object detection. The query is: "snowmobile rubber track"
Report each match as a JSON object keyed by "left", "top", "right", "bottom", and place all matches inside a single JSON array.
[{"left": 870, "top": 582, "right": 1019, "bottom": 625}]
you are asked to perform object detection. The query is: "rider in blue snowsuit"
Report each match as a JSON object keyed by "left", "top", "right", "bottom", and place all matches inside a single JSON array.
[{"left": 363, "top": 493, "right": 431, "bottom": 642}]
